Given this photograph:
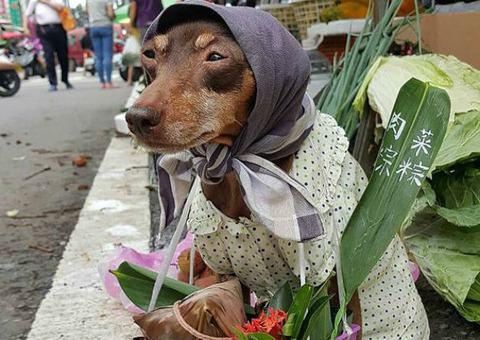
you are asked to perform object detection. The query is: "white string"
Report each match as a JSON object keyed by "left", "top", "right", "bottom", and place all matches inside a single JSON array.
[
  {"left": 189, "top": 234, "right": 196, "bottom": 285},
  {"left": 332, "top": 228, "right": 352, "bottom": 338},
  {"left": 148, "top": 178, "right": 200, "bottom": 312},
  {"left": 298, "top": 243, "right": 306, "bottom": 286}
]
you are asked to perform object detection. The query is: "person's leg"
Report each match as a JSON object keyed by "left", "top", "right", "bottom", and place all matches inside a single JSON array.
[
  {"left": 127, "top": 66, "right": 134, "bottom": 86},
  {"left": 102, "top": 27, "right": 114, "bottom": 85},
  {"left": 52, "top": 25, "right": 70, "bottom": 86},
  {"left": 103, "top": 27, "right": 113, "bottom": 84},
  {"left": 37, "top": 26, "right": 57, "bottom": 88},
  {"left": 90, "top": 27, "right": 105, "bottom": 84}
]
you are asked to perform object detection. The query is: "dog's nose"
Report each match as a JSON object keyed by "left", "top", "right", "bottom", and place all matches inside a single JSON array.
[{"left": 125, "top": 106, "right": 162, "bottom": 137}]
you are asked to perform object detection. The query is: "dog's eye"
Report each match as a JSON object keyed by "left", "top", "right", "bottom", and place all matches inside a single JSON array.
[
  {"left": 143, "top": 49, "right": 155, "bottom": 59},
  {"left": 207, "top": 53, "right": 224, "bottom": 62}
]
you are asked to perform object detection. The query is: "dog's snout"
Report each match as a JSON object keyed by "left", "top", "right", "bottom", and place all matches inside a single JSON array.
[{"left": 125, "top": 107, "right": 162, "bottom": 137}]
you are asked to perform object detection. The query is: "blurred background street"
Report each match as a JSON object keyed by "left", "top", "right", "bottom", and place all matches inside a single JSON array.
[{"left": 0, "top": 71, "right": 131, "bottom": 340}]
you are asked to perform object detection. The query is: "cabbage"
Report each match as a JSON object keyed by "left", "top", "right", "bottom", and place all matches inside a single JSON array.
[
  {"left": 403, "top": 209, "right": 480, "bottom": 322},
  {"left": 354, "top": 54, "right": 480, "bottom": 129}
]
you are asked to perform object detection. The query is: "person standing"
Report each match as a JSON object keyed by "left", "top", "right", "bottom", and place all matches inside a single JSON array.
[
  {"left": 25, "top": 0, "right": 73, "bottom": 91},
  {"left": 86, "top": 0, "right": 116, "bottom": 89},
  {"left": 128, "top": 0, "right": 163, "bottom": 41}
]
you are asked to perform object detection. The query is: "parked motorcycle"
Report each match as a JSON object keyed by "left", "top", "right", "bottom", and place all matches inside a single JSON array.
[
  {"left": 16, "top": 38, "right": 46, "bottom": 80},
  {"left": 0, "top": 49, "right": 21, "bottom": 97}
]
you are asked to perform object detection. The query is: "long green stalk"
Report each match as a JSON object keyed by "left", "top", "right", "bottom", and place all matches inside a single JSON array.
[{"left": 317, "top": 0, "right": 414, "bottom": 139}]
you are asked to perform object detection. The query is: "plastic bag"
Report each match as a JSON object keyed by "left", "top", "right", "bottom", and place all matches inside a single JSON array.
[
  {"left": 98, "top": 234, "right": 195, "bottom": 313},
  {"left": 122, "top": 36, "right": 141, "bottom": 67}
]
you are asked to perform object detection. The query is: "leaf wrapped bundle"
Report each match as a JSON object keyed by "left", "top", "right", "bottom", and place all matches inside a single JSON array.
[{"left": 134, "top": 280, "right": 246, "bottom": 340}]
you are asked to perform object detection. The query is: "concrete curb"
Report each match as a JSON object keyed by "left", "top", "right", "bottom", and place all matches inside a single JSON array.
[{"left": 26, "top": 137, "right": 149, "bottom": 340}]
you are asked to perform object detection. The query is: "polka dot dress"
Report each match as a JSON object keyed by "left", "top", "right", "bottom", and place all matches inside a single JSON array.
[{"left": 187, "top": 113, "right": 429, "bottom": 340}]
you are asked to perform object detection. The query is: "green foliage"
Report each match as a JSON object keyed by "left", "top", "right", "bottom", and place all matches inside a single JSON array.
[
  {"left": 403, "top": 161, "right": 480, "bottom": 321},
  {"left": 246, "top": 333, "right": 277, "bottom": 340},
  {"left": 110, "top": 261, "right": 199, "bottom": 311},
  {"left": 299, "top": 296, "right": 333, "bottom": 340},
  {"left": 433, "top": 111, "right": 480, "bottom": 170},
  {"left": 287, "top": 284, "right": 314, "bottom": 339},
  {"left": 268, "top": 282, "right": 294, "bottom": 312},
  {"left": 404, "top": 209, "right": 480, "bottom": 321},
  {"left": 304, "top": 283, "right": 333, "bottom": 340}
]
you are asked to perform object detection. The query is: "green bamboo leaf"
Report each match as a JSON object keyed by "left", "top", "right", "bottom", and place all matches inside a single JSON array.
[
  {"left": 287, "top": 284, "right": 313, "bottom": 339},
  {"left": 110, "top": 261, "right": 198, "bottom": 311},
  {"left": 268, "top": 281, "right": 294, "bottom": 312},
  {"left": 306, "top": 282, "right": 333, "bottom": 340},
  {"left": 233, "top": 328, "right": 249, "bottom": 340},
  {"left": 246, "top": 333, "right": 277, "bottom": 340},
  {"left": 309, "top": 280, "right": 329, "bottom": 308},
  {"left": 299, "top": 295, "right": 333, "bottom": 340},
  {"left": 340, "top": 78, "right": 450, "bottom": 302},
  {"left": 282, "top": 312, "right": 296, "bottom": 337}
]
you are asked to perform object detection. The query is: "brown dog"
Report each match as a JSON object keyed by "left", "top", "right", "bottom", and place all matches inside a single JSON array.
[{"left": 126, "top": 19, "right": 362, "bottom": 334}]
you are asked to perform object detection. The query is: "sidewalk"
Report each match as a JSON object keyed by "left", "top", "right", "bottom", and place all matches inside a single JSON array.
[{"left": 26, "top": 137, "right": 149, "bottom": 340}]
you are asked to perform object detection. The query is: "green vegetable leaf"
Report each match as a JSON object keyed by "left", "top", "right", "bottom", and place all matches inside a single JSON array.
[
  {"left": 431, "top": 162, "right": 480, "bottom": 210},
  {"left": 340, "top": 78, "right": 450, "bottom": 305},
  {"left": 110, "top": 261, "right": 198, "bottom": 311},
  {"left": 268, "top": 281, "right": 294, "bottom": 312},
  {"left": 404, "top": 210, "right": 480, "bottom": 322},
  {"left": 354, "top": 55, "right": 480, "bottom": 136},
  {"left": 287, "top": 284, "right": 314, "bottom": 339},
  {"left": 433, "top": 111, "right": 480, "bottom": 169},
  {"left": 467, "top": 275, "right": 480, "bottom": 301},
  {"left": 436, "top": 205, "right": 480, "bottom": 227}
]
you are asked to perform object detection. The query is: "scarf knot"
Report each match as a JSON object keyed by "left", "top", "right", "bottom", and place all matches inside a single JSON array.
[{"left": 191, "top": 144, "right": 233, "bottom": 185}]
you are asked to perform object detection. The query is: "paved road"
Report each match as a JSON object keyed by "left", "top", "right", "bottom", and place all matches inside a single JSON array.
[{"left": 0, "top": 72, "right": 132, "bottom": 340}]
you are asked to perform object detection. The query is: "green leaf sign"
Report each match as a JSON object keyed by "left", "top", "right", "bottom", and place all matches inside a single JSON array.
[{"left": 339, "top": 78, "right": 450, "bottom": 303}]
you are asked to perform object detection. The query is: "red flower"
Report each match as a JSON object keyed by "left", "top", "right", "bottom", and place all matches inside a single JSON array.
[{"left": 234, "top": 309, "right": 288, "bottom": 340}]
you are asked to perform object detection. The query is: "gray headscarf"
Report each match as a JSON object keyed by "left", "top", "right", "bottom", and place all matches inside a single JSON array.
[{"left": 145, "top": 0, "right": 324, "bottom": 242}]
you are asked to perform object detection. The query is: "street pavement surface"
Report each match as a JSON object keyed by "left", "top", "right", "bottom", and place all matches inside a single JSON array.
[{"left": 0, "top": 71, "right": 132, "bottom": 340}]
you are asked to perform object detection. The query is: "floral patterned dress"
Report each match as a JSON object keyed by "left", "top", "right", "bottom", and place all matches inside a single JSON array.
[{"left": 187, "top": 113, "right": 429, "bottom": 340}]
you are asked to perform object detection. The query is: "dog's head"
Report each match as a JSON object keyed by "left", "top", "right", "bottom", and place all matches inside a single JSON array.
[{"left": 126, "top": 20, "right": 256, "bottom": 153}]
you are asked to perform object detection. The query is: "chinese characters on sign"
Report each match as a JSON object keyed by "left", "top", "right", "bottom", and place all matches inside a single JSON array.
[
  {"left": 375, "top": 112, "right": 434, "bottom": 186},
  {"left": 374, "top": 145, "right": 397, "bottom": 177},
  {"left": 388, "top": 112, "right": 407, "bottom": 140}
]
